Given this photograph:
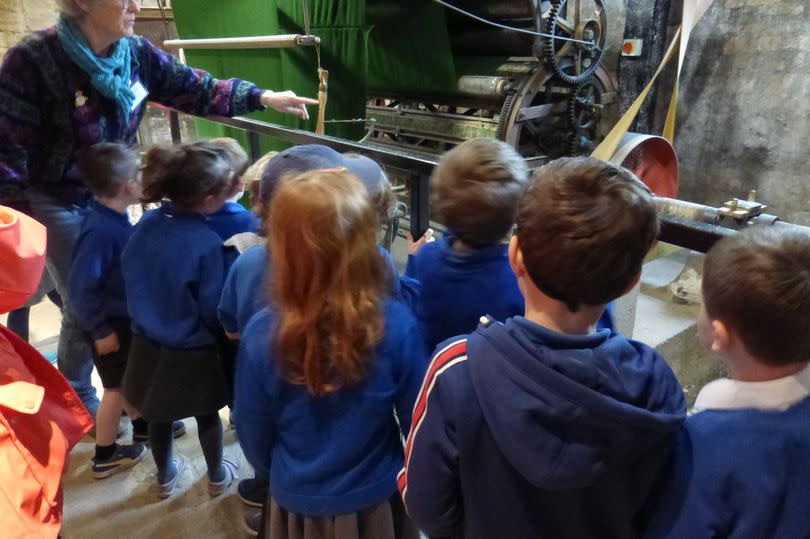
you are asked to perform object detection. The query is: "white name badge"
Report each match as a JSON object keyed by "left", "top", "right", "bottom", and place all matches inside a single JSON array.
[{"left": 131, "top": 81, "right": 148, "bottom": 111}]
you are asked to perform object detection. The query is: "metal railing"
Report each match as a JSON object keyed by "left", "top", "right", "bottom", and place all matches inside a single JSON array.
[
  {"left": 156, "top": 104, "right": 436, "bottom": 238},
  {"left": 154, "top": 105, "right": 810, "bottom": 253}
]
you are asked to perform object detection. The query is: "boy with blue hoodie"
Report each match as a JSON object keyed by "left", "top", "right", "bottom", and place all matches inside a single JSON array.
[
  {"left": 400, "top": 157, "right": 687, "bottom": 539},
  {"left": 647, "top": 227, "right": 810, "bottom": 539}
]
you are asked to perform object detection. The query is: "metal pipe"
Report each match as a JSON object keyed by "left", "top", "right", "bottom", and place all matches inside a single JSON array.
[
  {"left": 149, "top": 104, "right": 810, "bottom": 249},
  {"left": 654, "top": 197, "right": 719, "bottom": 225},
  {"left": 163, "top": 35, "right": 320, "bottom": 50},
  {"left": 457, "top": 76, "right": 513, "bottom": 100}
]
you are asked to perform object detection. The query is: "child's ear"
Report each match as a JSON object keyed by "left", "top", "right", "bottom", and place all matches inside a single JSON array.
[
  {"left": 710, "top": 319, "right": 732, "bottom": 354},
  {"left": 508, "top": 235, "right": 527, "bottom": 278}
]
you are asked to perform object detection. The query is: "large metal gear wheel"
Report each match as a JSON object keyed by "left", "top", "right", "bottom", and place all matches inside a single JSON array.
[
  {"left": 568, "top": 77, "right": 604, "bottom": 130},
  {"left": 499, "top": 70, "right": 578, "bottom": 158},
  {"left": 544, "top": 0, "right": 607, "bottom": 85}
]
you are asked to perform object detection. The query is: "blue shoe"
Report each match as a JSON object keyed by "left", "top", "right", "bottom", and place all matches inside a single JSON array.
[{"left": 92, "top": 443, "right": 146, "bottom": 479}]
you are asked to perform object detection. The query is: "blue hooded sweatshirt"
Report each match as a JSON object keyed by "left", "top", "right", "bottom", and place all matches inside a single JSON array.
[{"left": 400, "top": 316, "right": 686, "bottom": 539}]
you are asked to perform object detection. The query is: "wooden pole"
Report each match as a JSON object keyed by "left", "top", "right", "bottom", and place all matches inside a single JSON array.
[{"left": 163, "top": 35, "right": 320, "bottom": 50}]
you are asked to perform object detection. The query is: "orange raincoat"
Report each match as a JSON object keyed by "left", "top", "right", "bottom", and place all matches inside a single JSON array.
[{"left": 0, "top": 205, "right": 93, "bottom": 538}]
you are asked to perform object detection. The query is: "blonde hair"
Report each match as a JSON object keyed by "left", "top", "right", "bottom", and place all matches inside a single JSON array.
[
  {"left": 268, "top": 169, "right": 386, "bottom": 395},
  {"left": 244, "top": 151, "right": 279, "bottom": 229},
  {"left": 209, "top": 138, "right": 250, "bottom": 179},
  {"left": 243, "top": 151, "right": 279, "bottom": 187}
]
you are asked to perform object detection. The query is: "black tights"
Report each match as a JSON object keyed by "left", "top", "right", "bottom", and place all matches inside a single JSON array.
[{"left": 150, "top": 413, "right": 224, "bottom": 483}]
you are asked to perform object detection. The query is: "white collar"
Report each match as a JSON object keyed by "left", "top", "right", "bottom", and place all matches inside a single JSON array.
[{"left": 693, "top": 363, "right": 810, "bottom": 413}]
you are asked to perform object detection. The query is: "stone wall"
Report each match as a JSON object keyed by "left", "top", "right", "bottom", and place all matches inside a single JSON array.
[
  {"left": 669, "top": 0, "right": 810, "bottom": 226},
  {"left": 0, "top": 1, "right": 57, "bottom": 58}
]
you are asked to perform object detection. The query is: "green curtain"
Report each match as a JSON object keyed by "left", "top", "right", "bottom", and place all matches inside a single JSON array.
[
  {"left": 170, "top": 1, "right": 504, "bottom": 150},
  {"left": 171, "top": 0, "right": 369, "bottom": 148}
]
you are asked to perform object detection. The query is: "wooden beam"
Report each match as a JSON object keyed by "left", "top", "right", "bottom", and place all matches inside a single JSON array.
[{"left": 136, "top": 7, "right": 173, "bottom": 21}]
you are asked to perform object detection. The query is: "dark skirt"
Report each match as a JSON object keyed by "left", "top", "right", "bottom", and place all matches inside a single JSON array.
[
  {"left": 122, "top": 334, "right": 229, "bottom": 422},
  {"left": 264, "top": 495, "right": 419, "bottom": 539},
  {"left": 91, "top": 318, "right": 132, "bottom": 389}
]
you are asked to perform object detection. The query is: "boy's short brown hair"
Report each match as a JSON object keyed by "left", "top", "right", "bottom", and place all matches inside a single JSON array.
[
  {"left": 78, "top": 142, "right": 140, "bottom": 198},
  {"left": 431, "top": 138, "right": 530, "bottom": 246},
  {"left": 517, "top": 157, "right": 658, "bottom": 311},
  {"left": 703, "top": 227, "right": 810, "bottom": 366}
]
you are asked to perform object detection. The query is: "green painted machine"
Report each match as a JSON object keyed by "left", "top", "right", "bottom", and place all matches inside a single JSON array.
[{"left": 168, "top": 0, "right": 627, "bottom": 159}]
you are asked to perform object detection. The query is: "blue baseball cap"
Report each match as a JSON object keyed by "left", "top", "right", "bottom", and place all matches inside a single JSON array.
[
  {"left": 259, "top": 144, "right": 344, "bottom": 204},
  {"left": 259, "top": 144, "right": 386, "bottom": 204}
]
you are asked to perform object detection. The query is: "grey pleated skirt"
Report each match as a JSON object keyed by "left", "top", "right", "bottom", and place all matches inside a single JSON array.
[{"left": 264, "top": 495, "right": 419, "bottom": 539}]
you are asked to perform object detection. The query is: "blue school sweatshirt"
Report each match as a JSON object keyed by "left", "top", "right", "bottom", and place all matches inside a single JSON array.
[
  {"left": 400, "top": 316, "right": 686, "bottom": 539},
  {"left": 218, "top": 244, "right": 414, "bottom": 336},
  {"left": 122, "top": 206, "right": 231, "bottom": 348},
  {"left": 218, "top": 244, "right": 268, "bottom": 336},
  {"left": 68, "top": 201, "right": 133, "bottom": 340},
  {"left": 646, "top": 396, "right": 810, "bottom": 539},
  {"left": 235, "top": 301, "right": 429, "bottom": 516},
  {"left": 205, "top": 201, "right": 260, "bottom": 241},
  {"left": 406, "top": 235, "right": 613, "bottom": 351}
]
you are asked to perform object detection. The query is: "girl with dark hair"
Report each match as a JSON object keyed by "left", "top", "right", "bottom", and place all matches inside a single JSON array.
[
  {"left": 235, "top": 170, "right": 427, "bottom": 539},
  {"left": 121, "top": 141, "right": 240, "bottom": 499}
]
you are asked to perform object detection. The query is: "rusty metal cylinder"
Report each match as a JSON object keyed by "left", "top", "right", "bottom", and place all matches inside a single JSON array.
[{"left": 610, "top": 133, "right": 680, "bottom": 198}]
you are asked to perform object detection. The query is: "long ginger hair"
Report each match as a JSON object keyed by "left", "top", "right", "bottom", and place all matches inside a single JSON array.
[{"left": 268, "top": 169, "right": 386, "bottom": 395}]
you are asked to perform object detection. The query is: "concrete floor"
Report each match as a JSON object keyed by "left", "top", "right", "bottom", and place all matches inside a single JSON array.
[{"left": 2, "top": 300, "right": 255, "bottom": 539}]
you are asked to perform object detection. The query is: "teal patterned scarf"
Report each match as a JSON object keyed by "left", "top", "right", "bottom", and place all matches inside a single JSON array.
[{"left": 56, "top": 15, "right": 135, "bottom": 123}]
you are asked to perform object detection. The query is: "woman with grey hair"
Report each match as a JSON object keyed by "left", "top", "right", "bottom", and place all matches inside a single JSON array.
[{"left": 0, "top": 0, "right": 316, "bottom": 421}]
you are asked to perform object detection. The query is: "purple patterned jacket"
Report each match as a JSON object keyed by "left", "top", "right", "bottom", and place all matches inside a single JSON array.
[{"left": 0, "top": 28, "right": 265, "bottom": 206}]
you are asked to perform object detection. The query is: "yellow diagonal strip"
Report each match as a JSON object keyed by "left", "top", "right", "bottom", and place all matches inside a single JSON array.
[
  {"left": 591, "top": 26, "right": 682, "bottom": 160},
  {"left": 663, "top": 0, "right": 715, "bottom": 141}
]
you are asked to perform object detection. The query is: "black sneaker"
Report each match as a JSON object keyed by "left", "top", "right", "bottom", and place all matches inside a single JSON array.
[
  {"left": 92, "top": 443, "right": 147, "bottom": 479},
  {"left": 237, "top": 477, "right": 269, "bottom": 507},
  {"left": 243, "top": 509, "right": 262, "bottom": 537},
  {"left": 133, "top": 420, "right": 187, "bottom": 445}
]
